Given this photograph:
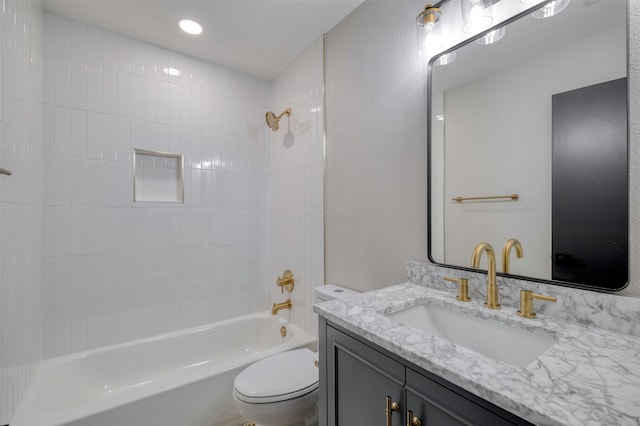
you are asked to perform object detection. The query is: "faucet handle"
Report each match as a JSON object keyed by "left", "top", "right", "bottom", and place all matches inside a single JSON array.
[
  {"left": 443, "top": 277, "right": 471, "bottom": 302},
  {"left": 517, "top": 290, "right": 557, "bottom": 318},
  {"left": 277, "top": 270, "right": 295, "bottom": 293}
]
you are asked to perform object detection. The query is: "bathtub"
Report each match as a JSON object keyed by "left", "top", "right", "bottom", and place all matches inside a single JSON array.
[{"left": 11, "top": 312, "right": 316, "bottom": 426}]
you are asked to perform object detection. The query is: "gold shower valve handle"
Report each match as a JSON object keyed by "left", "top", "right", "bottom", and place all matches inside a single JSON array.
[
  {"left": 443, "top": 277, "right": 470, "bottom": 302},
  {"left": 517, "top": 290, "right": 557, "bottom": 318},
  {"left": 277, "top": 270, "right": 295, "bottom": 293}
]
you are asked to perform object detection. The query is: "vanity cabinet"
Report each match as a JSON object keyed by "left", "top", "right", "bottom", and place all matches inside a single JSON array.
[{"left": 320, "top": 319, "right": 532, "bottom": 426}]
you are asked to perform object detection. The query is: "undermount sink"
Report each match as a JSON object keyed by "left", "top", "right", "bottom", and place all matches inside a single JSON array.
[{"left": 386, "top": 302, "right": 557, "bottom": 368}]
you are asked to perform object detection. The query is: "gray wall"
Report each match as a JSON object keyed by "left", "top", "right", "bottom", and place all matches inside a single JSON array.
[
  {"left": 325, "top": 0, "right": 640, "bottom": 297},
  {"left": 325, "top": 1, "right": 428, "bottom": 292}
]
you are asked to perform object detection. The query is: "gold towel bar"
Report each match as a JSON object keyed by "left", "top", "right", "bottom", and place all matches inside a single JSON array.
[
  {"left": 0, "top": 167, "right": 12, "bottom": 176},
  {"left": 452, "top": 194, "right": 519, "bottom": 203}
]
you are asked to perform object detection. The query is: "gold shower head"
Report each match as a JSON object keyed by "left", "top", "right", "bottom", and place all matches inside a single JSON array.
[{"left": 265, "top": 108, "right": 292, "bottom": 131}]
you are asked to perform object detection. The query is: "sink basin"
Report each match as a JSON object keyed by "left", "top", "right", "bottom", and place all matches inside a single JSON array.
[{"left": 386, "top": 303, "right": 557, "bottom": 368}]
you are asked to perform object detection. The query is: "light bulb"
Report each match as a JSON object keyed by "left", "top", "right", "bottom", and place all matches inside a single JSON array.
[
  {"left": 424, "top": 21, "right": 436, "bottom": 33},
  {"left": 422, "top": 31, "right": 443, "bottom": 59},
  {"left": 462, "top": 0, "right": 493, "bottom": 34}
]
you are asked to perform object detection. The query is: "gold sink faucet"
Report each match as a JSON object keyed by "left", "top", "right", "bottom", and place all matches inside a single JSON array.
[
  {"left": 502, "top": 239, "right": 523, "bottom": 274},
  {"left": 471, "top": 242, "right": 500, "bottom": 309},
  {"left": 271, "top": 299, "right": 292, "bottom": 315}
]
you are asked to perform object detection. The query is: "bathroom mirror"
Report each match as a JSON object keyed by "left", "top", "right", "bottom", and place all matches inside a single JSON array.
[{"left": 428, "top": 0, "right": 628, "bottom": 291}]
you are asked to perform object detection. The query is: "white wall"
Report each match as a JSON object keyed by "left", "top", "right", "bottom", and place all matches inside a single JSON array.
[
  {"left": 441, "top": 26, "right": 625, "bottom": 280},
  {"left": 42, "top": 13, "right": 272, "bottom": 358},
  {"left": 325, "top": 1, "right": 429, "bottom": 292},
  {"left": 269, "top": 37, "right": 324, "bottom": 337},
  {"left": 0, "top": 1, "right": 44, "bottom": 422}
]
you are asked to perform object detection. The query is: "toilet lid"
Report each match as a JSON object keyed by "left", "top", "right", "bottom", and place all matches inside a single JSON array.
[{"left": 233, "top": 348, "right": 319, "bottom": 403}]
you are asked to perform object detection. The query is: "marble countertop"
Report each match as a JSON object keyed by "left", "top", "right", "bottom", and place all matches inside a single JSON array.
[{"left": 314, "top": 283, "right": 640, "bottom": 426}]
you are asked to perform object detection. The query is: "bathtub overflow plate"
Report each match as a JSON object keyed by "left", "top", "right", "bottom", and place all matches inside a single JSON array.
[{"left": 280, "top": 325, "right": 287, "bottom": 337}]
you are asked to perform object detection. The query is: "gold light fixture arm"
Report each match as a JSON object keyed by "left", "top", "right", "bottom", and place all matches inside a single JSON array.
[
  {"left": 502, "top": 239, "right": 524, "bottom": 274},
  {"left": 417, "top": 4, "right": 441, "bottom": 28}
]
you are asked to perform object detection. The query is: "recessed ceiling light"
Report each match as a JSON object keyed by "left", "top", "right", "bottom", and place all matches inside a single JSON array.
[{"left": 178, "top": 19, "right": 203, "bottom": 35}]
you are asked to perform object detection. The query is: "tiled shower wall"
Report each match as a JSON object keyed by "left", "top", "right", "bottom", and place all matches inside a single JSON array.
[
  {"left": 269, "top": 37, "right": 324, "bottom": 337},
  {"left": 42, "top": 13, "right": 271, "bottom": 357},
  {"left": 0, "top": 1, "right": 44, "bottom": 422}
]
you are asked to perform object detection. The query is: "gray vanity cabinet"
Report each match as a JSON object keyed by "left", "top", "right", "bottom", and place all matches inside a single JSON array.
[
  {"left": 325, "top": 323, "right": 405, "bottom": 425},
  {"left": 405, "top": 369, "right": 520, "bottom": 426},
  {"left": 320, "top": 319, "right": 532, "bottom": 426}
]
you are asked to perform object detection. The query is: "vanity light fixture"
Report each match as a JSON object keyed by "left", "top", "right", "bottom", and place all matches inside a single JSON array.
[
  {"left": 461, "top": 0, "right": 493, "bottom": 34},
  {"left": 178, "top": 19, "right": 203, "bottom": 35},
  {"left": 417, "top": 4, "right": 443, "bottom": 58}
]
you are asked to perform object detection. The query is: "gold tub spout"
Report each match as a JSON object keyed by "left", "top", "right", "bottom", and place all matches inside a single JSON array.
[
  {"left": 271, "top": 299, "right": 292, "bottom": 315},
  {"left": 471, "top": 242, "right": 500, "bottom": 309}
]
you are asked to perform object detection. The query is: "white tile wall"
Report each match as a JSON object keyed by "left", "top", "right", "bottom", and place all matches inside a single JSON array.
[
  {"left": 43, "top": 12, "right": 271, "bottom": 358},
  {"left": 269, "top": 37, "right": 325, "bottom": 338},
  {"left": 0, "top": 1, "right": 44, "bottom": 423}
]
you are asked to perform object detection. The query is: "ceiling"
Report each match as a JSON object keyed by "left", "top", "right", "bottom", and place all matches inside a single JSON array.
[{"left": 42, "top": 0, "right": 364, "bottom": 80}]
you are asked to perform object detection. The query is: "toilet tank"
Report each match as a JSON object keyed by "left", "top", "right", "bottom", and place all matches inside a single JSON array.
[{"left": 315, "top": 284, "right": 359, "bottom": 303}]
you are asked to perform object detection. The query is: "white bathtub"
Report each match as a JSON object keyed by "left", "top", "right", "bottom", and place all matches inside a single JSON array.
[{"left": 11, "top": 312, "right": 316, "bottom": 426}]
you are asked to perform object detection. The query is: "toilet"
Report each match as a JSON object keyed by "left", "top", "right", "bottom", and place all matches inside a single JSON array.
[{"left": 232, "top": 284, "right": 359, "bottom": 426}]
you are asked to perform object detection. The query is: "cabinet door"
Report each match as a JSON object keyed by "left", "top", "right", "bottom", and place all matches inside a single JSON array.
[
  {"left": 326, "top": 326, "right": 405, "bottom": 426},
  {"left": 405, "top": 369, "right": 528, "bottom": 426}
]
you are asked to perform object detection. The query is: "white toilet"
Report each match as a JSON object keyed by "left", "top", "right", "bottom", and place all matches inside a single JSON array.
[{"left": 232, "top": 284, "right": 359, "bottom": 426}]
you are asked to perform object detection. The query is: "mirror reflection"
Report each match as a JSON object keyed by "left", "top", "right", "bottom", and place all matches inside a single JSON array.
[{"left": 428, "top": 0, "right": 628, "bottom": 290}]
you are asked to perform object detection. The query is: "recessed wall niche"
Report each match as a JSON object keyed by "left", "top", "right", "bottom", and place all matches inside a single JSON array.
[{"left": 133, "top": 149, "right": 184, "bottom": 203}]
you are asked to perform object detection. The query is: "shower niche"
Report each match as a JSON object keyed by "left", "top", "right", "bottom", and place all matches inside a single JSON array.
[{"left": 133, "top": 149, "right": 185, "bottom": 203}]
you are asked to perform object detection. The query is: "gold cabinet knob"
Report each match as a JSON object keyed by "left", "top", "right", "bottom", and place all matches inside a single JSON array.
[
  {"left": 517, "top": 290, "right": 557, "bottom": 318},
  {"left": 443, "top": 277, "right": 471, "bottom": 302}
]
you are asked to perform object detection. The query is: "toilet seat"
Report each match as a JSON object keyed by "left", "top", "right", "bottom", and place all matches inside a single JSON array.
[{"left": 233, "top": 348, "right": 319, "bottom": 404}]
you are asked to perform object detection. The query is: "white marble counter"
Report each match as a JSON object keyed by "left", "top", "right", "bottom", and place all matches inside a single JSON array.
[{"left": 314, "top": 282, "right": 640, "bottom": 426}]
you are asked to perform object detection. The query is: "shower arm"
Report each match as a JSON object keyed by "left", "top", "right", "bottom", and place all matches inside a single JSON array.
[{"left": 275, "top": 108, "right": 292, "bottom": 120}]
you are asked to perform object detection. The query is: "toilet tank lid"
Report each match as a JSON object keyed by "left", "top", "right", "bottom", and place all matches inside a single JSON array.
[{"left": 315, "top": 284, "right": 359, "bottom": 301}]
